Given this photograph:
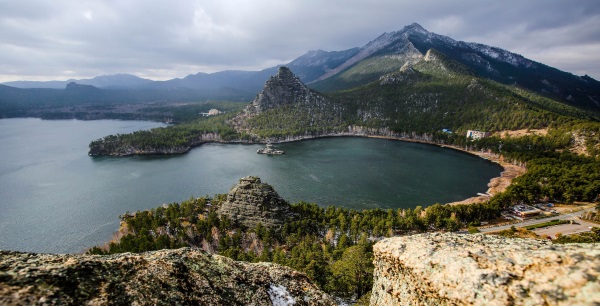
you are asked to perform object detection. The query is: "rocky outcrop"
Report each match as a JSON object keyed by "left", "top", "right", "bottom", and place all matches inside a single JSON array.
[
  {"left": 245, "top": 67, "right": 326, "bottom": 115},
  {"left": 370, "top": 233, "right": 600, "bottom": 305},
  {"left": 0, "top": 247, "right": 335, "bottom": 305},
  {"left": 229, "top": 66, "right": 338, "bottom": 135},
  {"left": 217, "top": 176, "right": 292, "bottom": 229}
]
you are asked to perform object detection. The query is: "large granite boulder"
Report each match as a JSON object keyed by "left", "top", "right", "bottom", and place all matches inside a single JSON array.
[
  {"left": 370, "top": 233, "right": 600, "bottom": 305},
  {"left": 217, "top": 176, "right": 292, "bottom": 229},
  {"left": 0, "top": 247, "right": 335, "bottom": 305}
]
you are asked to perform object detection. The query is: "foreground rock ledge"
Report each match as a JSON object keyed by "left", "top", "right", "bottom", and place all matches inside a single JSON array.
[
  {"left": 0, "top": 247, "right": 335, "bottom": 305},
  {"left": 370, "top": 233, "right": 600, "bottom": 306}
]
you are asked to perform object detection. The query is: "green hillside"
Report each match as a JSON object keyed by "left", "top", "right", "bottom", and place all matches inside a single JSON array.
[
  {"left": 308, "top": 23, "right": 600, "bottom": 114},
  {"left": 247, "top": 49, "right": 596, "bottom": 139}
]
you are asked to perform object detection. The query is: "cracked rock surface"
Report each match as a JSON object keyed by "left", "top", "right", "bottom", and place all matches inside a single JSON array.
[
  {"left": 0, "top": 247, "right": 334, "bottom": 305},
  {"left": 370, "top": 233, "right": 600, "bottom": 306},
  {"left": 217, "top": 176, "right": 292, "bottom": 229}
]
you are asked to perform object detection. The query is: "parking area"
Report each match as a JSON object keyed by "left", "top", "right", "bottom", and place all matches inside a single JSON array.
[{"left": 533, "top": 219, "right": 598, "bottom": 239}]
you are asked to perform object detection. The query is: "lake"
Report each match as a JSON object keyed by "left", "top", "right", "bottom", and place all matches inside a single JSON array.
[{"left": 0, "top": 118, "right": 502, "bottom": 253}]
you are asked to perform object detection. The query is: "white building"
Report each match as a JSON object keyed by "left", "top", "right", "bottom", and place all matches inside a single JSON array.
[
  {"left": 466, "top": 130, "right": 490, "bottom": 140},
  {"left": 208, "top": 109, "right": 222, "bottom": 115},
  {"left": 200, "top": 109, "right": 223, "bottom": 116}
]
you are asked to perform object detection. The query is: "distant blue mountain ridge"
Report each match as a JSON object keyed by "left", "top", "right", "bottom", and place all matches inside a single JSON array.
[{"left": 1, "top": 23, "right": 599, "bottom": 112}]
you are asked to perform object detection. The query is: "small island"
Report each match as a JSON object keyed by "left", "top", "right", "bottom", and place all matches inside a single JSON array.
[{"left": 257, "top": 143, "right": 284, "bottom": 155}]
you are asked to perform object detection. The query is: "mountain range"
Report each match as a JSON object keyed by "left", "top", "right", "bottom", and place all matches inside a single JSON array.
[{"left": 1, "top": 23, "right": 599, "bottom": 116}]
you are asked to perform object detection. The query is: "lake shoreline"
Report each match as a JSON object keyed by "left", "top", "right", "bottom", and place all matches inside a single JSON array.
[
  {"left": 260, "top": 133, "right": 523, "bottom": 206},
  {"left": 94, "top": 135, "right": 516, "bottom": 254},
  {"left": 87, "top": 133, "right": 512, "bottom": 254},
  {"left": 337, "top": 135, "right": 525, "bottom": 205},
  {"left": 92, "top": 130, "right": 520, "bottom": 205}
]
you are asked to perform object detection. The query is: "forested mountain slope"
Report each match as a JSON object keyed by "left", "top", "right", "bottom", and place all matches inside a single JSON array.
[
  {"left": 310, "top": 23, "right": 600, "bottom": 113},
  {"left": 88, "top": 53, "right": 599, "bottom": 156},
  {"left": 241, "top": 51, "right": 596, "bottom": 140}
]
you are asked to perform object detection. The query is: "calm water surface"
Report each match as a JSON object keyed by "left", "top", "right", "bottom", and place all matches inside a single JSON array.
[{"left": 0, "top": 118, "right": 502, "bottom": 253}]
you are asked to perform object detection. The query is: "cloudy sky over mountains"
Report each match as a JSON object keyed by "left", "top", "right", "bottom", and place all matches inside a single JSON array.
[{"left": 1, "top": 0, "right": 599, "bottom": 82}]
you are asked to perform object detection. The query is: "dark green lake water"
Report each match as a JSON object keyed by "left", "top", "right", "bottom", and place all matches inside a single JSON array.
[{"left": 0, "top": 118, "right": 502, "bottom": 253}]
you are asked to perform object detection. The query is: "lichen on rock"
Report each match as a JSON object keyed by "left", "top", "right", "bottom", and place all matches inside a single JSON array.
[
  {"left": 217, "top": 176, "right": 292, "bottom": 229},
  {"left": 370, "top": 233, "right": 600, "bottom": 306},
  {"left": 0, "top": 247, "right": 335, "bottom": 305}
]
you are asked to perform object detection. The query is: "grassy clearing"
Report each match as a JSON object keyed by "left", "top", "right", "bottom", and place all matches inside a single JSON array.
[{"left": 525, "top": 219, "right": 570, "bottom": 230}]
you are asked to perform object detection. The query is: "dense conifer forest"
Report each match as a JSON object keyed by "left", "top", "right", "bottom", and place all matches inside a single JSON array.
[{"left": 89, "top": 194, "right": 502, "bottom": 298}]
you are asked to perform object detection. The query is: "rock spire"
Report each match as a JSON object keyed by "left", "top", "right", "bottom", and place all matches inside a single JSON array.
[
  {"left": 246, "top": 66, "right": 319, "bottom": 114},
  {"left": 217, "top": 176, "right": 292, "bottom": 229}
]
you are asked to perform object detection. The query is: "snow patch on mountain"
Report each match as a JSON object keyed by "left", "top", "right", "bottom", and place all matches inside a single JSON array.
[
  {"left": 462, "top": 53, "right": 498, "bottom": 74},
  {"left": 405, "top": 22, "right": 429, "bottom": 34},
  {"left": 464, "top": 42, "right": 536, "bottom": 68},
  {"left": 316, "top": 32, "right": 399, "bottom": 81}
]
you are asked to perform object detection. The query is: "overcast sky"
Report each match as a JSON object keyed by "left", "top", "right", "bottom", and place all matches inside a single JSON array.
[{"left": 1, "top": 0, "right": 599, "bottom": 82}]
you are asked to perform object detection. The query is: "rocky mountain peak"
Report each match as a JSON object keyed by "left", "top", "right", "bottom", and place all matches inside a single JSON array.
[
  {"left": 217, "top": 176, "right": 292, "bottom": 229},
  {"left": 229, "top": 67, "right": 332, "bottom": 135},
  {"left": 65, "top": 82, "right": 100, "bottom": 91},
  {"left": 244, "top": 66, "right": 317, "bottom": 115},
  {"left": 274, "top": 66, "right": 298, "bottom": 81},
  {"left": 403, "top": 22, "right": 428, "bottom": 34}
]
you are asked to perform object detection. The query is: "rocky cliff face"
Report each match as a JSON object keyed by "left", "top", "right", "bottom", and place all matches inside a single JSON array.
[
  {"left": 217, "top": 176, "right": 292, "bottom": 229},
  {"left": 229, "top": 67, "right": 341, "bottom": 135},
  {"left": 370, "top": 233, "right": 600, "bottom": 306},
  {"left": 245, "top": 67, "right": 327, "bottom": 115},
  {"left": 0, "top": 247, "right": 334, "bottom": 305}
]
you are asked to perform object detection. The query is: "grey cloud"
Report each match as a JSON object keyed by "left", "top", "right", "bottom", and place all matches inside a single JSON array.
[{"left": 0, "top": 0, "right": 599, "bottom": 82}]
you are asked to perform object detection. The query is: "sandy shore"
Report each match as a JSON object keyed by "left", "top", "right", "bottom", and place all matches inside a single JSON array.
[
  {"left": 445, "top": 148, "right": 525, "bottom": 205},
  {"left": 360, "top": 135, "right": 526, "bottom": 205},
  {"left": 312, "top": 134, "right": 526, "bottom": 205}
]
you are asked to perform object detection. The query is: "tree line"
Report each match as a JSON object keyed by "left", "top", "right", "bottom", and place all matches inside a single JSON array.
[{"left": 88, "top": 194, "right": 508, "bottom": 300}]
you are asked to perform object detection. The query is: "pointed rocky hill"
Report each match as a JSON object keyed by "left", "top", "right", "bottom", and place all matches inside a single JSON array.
[
  {"left": 231, "top": 67, "right": 346, "bottom": 139},
  {"left": 217, "top": 176, "right": 293, "bottom": 229},
  {"left": 245, "top": 67, "right": 326, "bottom": 114}
]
